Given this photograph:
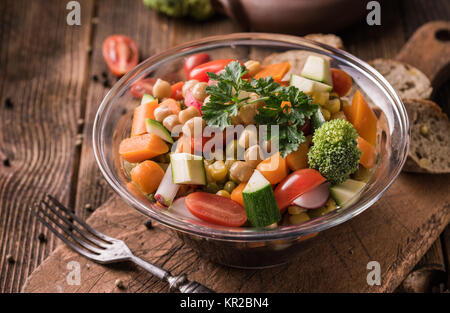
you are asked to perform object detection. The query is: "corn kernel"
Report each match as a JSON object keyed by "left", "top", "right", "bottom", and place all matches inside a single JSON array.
[
  {"left": 216, "top": 190, "right": 231, "bottom": 198},
  {"left": 313, "top": 92, "right": 330, "bottom": 106},
  {"left": 288, "top": 206, "right": 307, "bottom": 215},
  {"left": 289, "top": 212, "right": 310, "bottom": 225},
  {"left": 321, "top": 108, "right": 331, "bottom": 121},
  {"left": 208, "top": 160, "right": 228, "bottom": 182},
  {"left": 324, "top": 98, "right": 341, "bottom": 114}
]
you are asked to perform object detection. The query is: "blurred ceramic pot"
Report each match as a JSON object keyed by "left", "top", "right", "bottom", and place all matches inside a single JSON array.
[{"left": 213, "top": 0, "right": 366, "bottom": 34}]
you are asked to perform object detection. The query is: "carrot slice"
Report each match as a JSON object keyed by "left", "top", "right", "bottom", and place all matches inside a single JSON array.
[
  {"left": 357, "top": 136, "right": 375, "bottom": 169},
  {"left": 171, "top": 81, "right": 184, "bottom": 100},
  {"left": 119, "top": 133, "right": 169, "bottom": 163},
  {"left": 131, "top": 99, "right": 159, "bottom": 137},
  {"left": 343, "top": 90, "right": 377, "bottom": 145},
  {"left": 131, "top": 160, "right": 165, "bottom": 194},
  {"left": 254, "top": 62, "right": 291, "bottom": 82},
  {"left": 256, "top": 152, "right": 288, "bottom": 185},
  {"left": 160, "top": 98, "right": 181, "bottom": 115},
  {"left": 231, "top": 182, "right": 246, "bottom": 207}
]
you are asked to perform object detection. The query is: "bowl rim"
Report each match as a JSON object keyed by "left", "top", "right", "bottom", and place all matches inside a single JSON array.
[{"left": 93, "top": 32, "right": 410, "bottom": 242}]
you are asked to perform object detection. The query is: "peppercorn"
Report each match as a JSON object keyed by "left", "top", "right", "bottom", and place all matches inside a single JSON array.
[
  {"left": 4, "top": 98, "right": 13, "bottom": 109},
  {"left": 38, "top": 233, "right": 47, "bottom": 242},
  {"left": 6, "top": 254, "right": 15, "bottom": 263},
  {"left": 144, "top": 220, "right": 153, "bottom": 229}
]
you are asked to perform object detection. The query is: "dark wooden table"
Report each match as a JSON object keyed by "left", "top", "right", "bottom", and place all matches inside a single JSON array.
[{"left": 0, "top": 0, "right": 449, "bottom": 293}]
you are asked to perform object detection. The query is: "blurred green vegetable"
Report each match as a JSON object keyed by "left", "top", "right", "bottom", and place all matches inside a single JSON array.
[{"left": 143, "top": 0, "right": 214, "bottom": 20}]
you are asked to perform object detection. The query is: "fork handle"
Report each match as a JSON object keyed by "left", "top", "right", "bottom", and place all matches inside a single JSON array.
[{"left": 129, "top": 255, "right": 215, "bottom": 293}]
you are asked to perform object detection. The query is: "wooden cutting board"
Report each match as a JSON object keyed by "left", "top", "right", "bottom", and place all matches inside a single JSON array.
[{"left": 22, "top": 22, "right": 450, "bottom": 293}]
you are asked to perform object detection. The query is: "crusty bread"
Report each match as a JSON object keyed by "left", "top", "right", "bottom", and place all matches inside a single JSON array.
[
  {"left": 263, "top": 34, "right": 343, "bottom": 78},
  {"left": 369, "top": 59, "right": 432, "bottom": 99},
  {"left": 304, "top": 33, "right": 344, "bottom": 49},
  {"left": 402, "top": 99, "right": 450, "bottom": 174}
]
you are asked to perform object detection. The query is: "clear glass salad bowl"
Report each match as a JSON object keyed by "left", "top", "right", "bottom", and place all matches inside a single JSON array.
[{"left": 93, "top": 33, "right": 409, "bottom": 269}]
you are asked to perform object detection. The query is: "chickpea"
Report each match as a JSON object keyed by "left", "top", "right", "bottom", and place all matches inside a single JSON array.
[
  {"left": 191, "top": 82, "right": 208, "bottom": 101},
  {"left": 224, "top": 159, "right": 236, "bottom": 170},
  {"left": 229, "top": 161, "right": 254, "bottom": 183},
  {"left": 238, "top": 127, "right": 258, "bottom": 149},
  {"left": 152, "top": 79, "right": 172, "bottom": 99},
  {"left": 182, "top": 116, "right": 205, "bottom": 137},
  {"left": 244, "top": 60, "right": 262, "bottom": 76},
  {"left": 230, "top": 114, "right": 243, "bottom": 125},
  {"left": 162, "top": 114, "right": 180, "bottom": 132},
  {"left": 244, "top": 145, "right": 262, "bottom": 168},
  {"left": 154, "top": 104, "right": 173, "bottom": 122},
  {"left": 178, "top": 105, "right": 201, "bottom": 124},
  {"left": 238, "top": 103, "right": 257, "bottom": 125},
  {"left": 182, "top": 79, "right": 199, "bottom": 98}
]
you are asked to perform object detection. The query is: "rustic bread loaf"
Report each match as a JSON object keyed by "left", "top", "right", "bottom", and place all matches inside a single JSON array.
[
  {"left": 262, "top": 34, "right": 343, "bottom": 78},
  {"left": 304, "top": 33, "right": 344, "bottom": 49},
  {"left": 402, "top": 99, "right": 450, "bottom": 174},
  {"left": 369, "top": 59, "right": 433, "bottom": 99}
]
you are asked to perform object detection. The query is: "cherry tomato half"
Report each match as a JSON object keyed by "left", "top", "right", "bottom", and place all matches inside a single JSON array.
[
  {"left": 130, "top": 78, "right": 157, "bottom": 98},
  {"left": 188, "top": 59, "right": 236, "bottom": 82},
  {"left": 331, "top": 68, "right": 352, "bottom": 97},
  {"left": 185, "top": 192, "right": 247, "bottom": 227},
  {"left": 102, "top": 35, "right": 139, "bottom": 77},
  {"left": 184, "top": 53, "right": 210, "bottom": 75},
  {"left": 274, "top": 169, "right": 326, "bottom": 211}
]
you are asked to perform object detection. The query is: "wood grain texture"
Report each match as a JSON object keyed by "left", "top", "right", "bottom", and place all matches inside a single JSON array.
[
  {"left": 22, "top": 173, "right": 449, "bottom": 293},
  {"left": 1, "top": 0, "right": 450, "bottom": 293},
  {"left": 73, "top": 0, "right": 245, "bottom": 222},
  {"left": 0, "top": 0, "right": 93, "bottom": 292}
]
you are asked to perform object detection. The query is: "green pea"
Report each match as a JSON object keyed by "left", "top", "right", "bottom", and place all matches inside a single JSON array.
[
  {"left": 205, "top": 182, "right": 220, "bottom": 194},
  {"left": 223, "top": 181, "right": 237, "bottom": 193}
]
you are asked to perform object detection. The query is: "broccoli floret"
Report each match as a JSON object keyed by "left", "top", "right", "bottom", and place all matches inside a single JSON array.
[
  {"left": 308, "top": 119, "right": 361, "bottom": 185},
  {"left": 143, "top": 0, "right": 213, "bottom": 20}
]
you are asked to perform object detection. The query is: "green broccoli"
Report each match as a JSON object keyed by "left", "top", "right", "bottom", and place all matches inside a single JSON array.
[
  {"left": 308, "top": 119, "right": 361, "bottom": 185},
  {"left": 143, "top": 0, "right": 214, "bottom": 20}
]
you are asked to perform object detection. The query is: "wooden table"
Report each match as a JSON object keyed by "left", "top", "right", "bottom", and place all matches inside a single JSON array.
[{"left": 0, "top": 0, "right": 449, "bottom": 292}]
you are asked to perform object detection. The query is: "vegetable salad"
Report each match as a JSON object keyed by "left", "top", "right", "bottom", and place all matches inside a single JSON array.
[{"left": 119, "top": 53, "right": 378, "bottom": 228}]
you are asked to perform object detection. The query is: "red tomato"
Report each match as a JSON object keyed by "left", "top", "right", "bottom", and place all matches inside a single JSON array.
[
  {"left": 331, "top": 68, "right": 352, "bottom": 97},
  {"left": 130, "top": 78, "right": 156, "bottom": 98},
  {"left": 188, "top": 59, "right": 236, "bottom": 82},
  {"left": 274, "top": 169, "right": 326, "bottom": 211},
  {"left": 102, "top": 35, "right": 139, "bottom": 77},
  {"left": 171, "top": 81, "right": 184, "bottom": 100},
  {"left": 184, "top": 53, "right": 210, "bottom": 75},
  {"left": 185, "top": 192, "right": 247, "bottom": 227}
]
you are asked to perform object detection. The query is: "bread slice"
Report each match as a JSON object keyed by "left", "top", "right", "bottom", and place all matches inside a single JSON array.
[
  {"left": 369, "top": 59, "right": 432, "bottom": 99},
  {"left": 263, "top": 34, "right": 343, "bottom": 78},
  {"left": 402, "top": 99, "right": 450, "bottom": 174},
  {"left": 304, "top": 33, "right": 344, "bottom": 49}
]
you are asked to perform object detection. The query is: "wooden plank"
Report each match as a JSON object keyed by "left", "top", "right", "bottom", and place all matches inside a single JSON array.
[
  {"left": 73, "top": 0, "right": 245, "bottom": 221},
  {"left": 0, "top": 0, "right": 93, "bottom": 292},
  {"left": 22, "top": 172, "right": 449, "bottom": 293}
]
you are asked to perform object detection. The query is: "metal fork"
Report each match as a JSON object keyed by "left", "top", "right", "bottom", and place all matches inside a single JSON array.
[{"left": 30, "top": 195, "right": 214, "bottom": 293}]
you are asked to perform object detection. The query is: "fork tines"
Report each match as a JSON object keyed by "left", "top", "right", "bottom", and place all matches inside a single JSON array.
[{"left": 29, "top": 195, "right": 112, "bottom": 259}]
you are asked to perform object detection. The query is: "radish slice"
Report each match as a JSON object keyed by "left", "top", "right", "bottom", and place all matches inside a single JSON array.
[
  {"left": 155, "top": 165, "right": 179, "bottom": 207},
  {"left": 292, "top": 182, "right": 330, "bottom": 209},
  {"left": 184, "top": 90, "right": 202, "bottom": 114},
  {"left": 169, "top": 197, "right": 201, "bottom": 220}
]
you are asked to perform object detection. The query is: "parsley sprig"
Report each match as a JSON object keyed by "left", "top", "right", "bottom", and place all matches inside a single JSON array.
[{"left": 202, "top": 61, "right": 318, "bottom": 157}]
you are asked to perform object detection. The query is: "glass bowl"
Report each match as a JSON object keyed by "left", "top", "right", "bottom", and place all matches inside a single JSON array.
[{"left": 93, "top": 33, "right": 409, "bottom": 268}]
